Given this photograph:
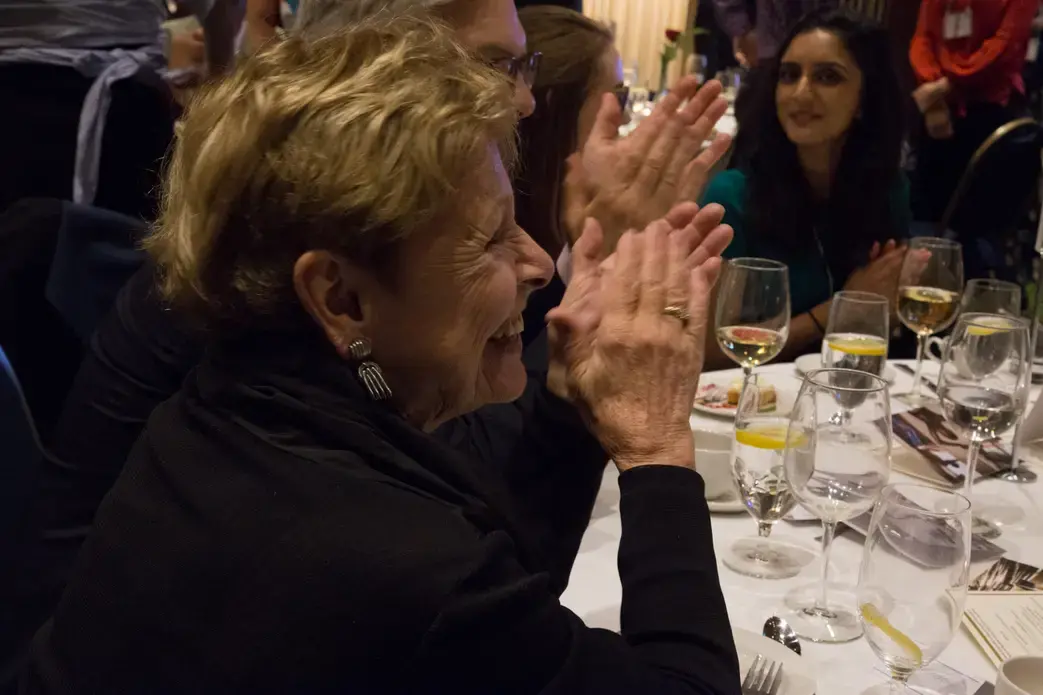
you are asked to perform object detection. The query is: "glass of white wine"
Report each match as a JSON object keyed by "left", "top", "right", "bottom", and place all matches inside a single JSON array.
[
  {"left": 937, "top": 313, "right": 1030, "bottom": 502},
  {"left": 725, "top": 374, "right": 815, "bottom": 579},
  {"left": 783, "top": 368, "right": 892, "bottom": 643},
  {"left": 897, "top": 237, "right": 963, "bottom": 405},
  {"left": 822, "top": 291, "right": 889, "bottom": 434},
  {"left": 856, "top": 484, "right": 972, "bottom": 695},
  {"left": 961, "top": 278, "right": 1021, "bottom": 316},
  {"left": 715, "top": 258, "right": 791, "bottom": 383}
]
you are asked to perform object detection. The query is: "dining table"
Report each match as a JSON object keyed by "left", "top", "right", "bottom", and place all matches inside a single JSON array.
[{"left": 560, "top": 358, "right": 1043, "bottom": 695}]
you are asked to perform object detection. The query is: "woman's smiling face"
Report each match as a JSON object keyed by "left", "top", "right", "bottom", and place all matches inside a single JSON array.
[
  {"left": 775, "top": 28, "right": 864, "bottom": 148},
  {"left": 362, "top": 142, "right": 554, "bottom": 427}
]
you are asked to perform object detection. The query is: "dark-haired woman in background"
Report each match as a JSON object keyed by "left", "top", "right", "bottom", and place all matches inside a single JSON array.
[
  {"left": 515, "top": 6, "right": 622, "bottom": 261},
  {"left": 701, "top": 9, "right": 911, "bottom": 367},
  {"left": 516, "top": 5, "right": 732, "bottom": 354}
]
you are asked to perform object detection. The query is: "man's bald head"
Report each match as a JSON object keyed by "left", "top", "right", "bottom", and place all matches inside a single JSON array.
[{"left": 295, "top": 0, "right": 535, "bottom": 117}]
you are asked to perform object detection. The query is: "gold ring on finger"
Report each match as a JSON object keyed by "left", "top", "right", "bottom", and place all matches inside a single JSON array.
[{"left": 662, "top": 304, "right": 691, "bottom": 328}]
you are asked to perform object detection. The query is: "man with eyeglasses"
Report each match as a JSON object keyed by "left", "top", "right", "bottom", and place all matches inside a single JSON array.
[{"left": 298, "top": 0, "right": 542, "bottom": 116}]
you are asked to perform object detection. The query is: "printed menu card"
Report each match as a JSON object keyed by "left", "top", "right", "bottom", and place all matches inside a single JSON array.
[
  {"left": 891, "top": 406, "right": 1012, "bottom": 488},
  {"left": 963, "top": 558, "right": 1043, "bottom": 667}
]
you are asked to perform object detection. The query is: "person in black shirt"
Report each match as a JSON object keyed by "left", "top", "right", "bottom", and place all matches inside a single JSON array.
[
  {"left": 23, "top": 18, "right": 738, "bottom": 693},
  {"left": 8, "top": 0, "right": 733, "bottom": 672}
]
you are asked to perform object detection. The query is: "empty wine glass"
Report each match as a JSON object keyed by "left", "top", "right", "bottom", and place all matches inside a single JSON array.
[
  {"left": 937, "top": 313, "right": 1029, "bottom": 536},
  {"left": 715, "top": 258, "right": 791, "bottom": 384},
  {"left": 822, "top": 291, "right": 889, "bottom": 436},
  {"left": 783, "top": 368, "right": 892, "bottom": 643},
  {"left": 897, "top": 238, "right": 964, "bottom": 405},
  {"left": 961, "top": 279, "right": 1021, "bottom": 316},
  {"left": 725, "top": 373, "right": 814, "bottom": 579},
  {"left": 856, "top": 484, "right": 972, "bottom": 695}
]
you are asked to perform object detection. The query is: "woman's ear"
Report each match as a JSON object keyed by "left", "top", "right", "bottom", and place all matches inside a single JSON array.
[{"left": 293, "top": 250, "right": 369, "bottom": 358}]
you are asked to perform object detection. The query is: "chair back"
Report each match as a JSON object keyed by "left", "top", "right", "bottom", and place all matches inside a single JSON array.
[
  {"left": 46, "top": 202, "right": 147, "bottom": 343},
  {"left": 0, "top": 345, "right": 42, "bottom": 580},
  {"left": 940, "top": 118, "right": 1043, "bottom": 278}
]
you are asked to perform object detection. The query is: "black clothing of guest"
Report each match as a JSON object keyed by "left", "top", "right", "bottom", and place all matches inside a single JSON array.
[
  {"left": 11, "top": 265, "right": 591, "bottom": 672},
  {"left": 45, "top": 263, "right": 566, "bottom": 545},
  {"left": 23, "top": 333, "right": 739, "bottom": 694}
]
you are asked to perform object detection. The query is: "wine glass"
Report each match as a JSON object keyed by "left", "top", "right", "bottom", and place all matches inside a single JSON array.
[
  {"left": 725, "top": 373, "right": 815, "bottom": 579},
  {"left": 856, "top": 484, "right": 972, "bottom": 695},
  {"left": 715, "top": 258, "right": 791, "bottom": 385},
  {"left": 897, "top": 238, "right": 964, "bottom": 404},
  {"left": 937, "top": 313, "right": 1029, "bottom": 509},
  {"left": 822, "top": 291, "right": 889, "bottom": 435},
  {"left": 961, "top": 278, "right": 1021, "bottom": 316},
  {"left": 782, "top": 368, "right": 892, "bottom": 643}
]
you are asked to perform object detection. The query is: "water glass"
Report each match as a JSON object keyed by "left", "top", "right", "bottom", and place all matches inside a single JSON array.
[
  {"left": 725, "top": 374, "right": 814, "bottom": 579},
  {"left": 783, "top": 368, "right": 892, "bottom": 643},
  {"left": 856, "top": 484, "right": 972, "bottom": 694}
]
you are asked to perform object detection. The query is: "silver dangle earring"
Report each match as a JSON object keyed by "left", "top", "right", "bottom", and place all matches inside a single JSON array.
[{"left": 347, "top": 337, "right": 392, "bottom": 402}]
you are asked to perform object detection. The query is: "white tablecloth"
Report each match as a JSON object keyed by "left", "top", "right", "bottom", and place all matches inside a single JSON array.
[{"left": 560, "top": 359, "right": 1043, "bottom": 694}]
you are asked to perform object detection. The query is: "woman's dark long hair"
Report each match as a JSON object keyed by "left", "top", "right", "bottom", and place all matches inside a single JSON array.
[
  {"left": 738, "top": 9, "right": 905, "bottom": 280},
  {"left": 516, "top": 6, "right": 614, "bottom": 258}
]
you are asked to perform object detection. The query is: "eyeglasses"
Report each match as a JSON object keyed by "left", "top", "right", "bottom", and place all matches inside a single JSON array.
[
  {"left": 490, "top": 52, "right": 542, "bottom": 88},
  {"left": 613, "top": 83, "right": 630, "bottom": 111}
]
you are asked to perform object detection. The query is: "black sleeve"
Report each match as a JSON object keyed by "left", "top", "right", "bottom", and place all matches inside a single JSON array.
[
  {"left": 436, "top": 374, "right": 607, "bottom": 595},
  {"left": 411, "top": 465, "right": 740, "bottom": 695}
]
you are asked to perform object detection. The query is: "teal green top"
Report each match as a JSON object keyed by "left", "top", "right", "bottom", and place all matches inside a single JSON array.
[{"left": 700, "top": 170, "right": 911, "bottom": 316}]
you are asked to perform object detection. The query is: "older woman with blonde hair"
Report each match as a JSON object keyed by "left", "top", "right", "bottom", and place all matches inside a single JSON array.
[{"left": 23, "top": 17, "right": 739, "bottom": 695}]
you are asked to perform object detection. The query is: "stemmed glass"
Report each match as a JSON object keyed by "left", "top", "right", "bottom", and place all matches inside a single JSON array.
[
  {"left": 783, "top": 368, "right": 892, "bottom": 642},
  {"left": 822, "top": 291, "right": 890, "bottom": 434},
  {"left": 726, "top": 374, "right": 814, "bottom": 579},
  {"left": 897, "top": 238, "right": 964, "bottom": 404},
  {"left": 937, "top": 313, "right": 1030, "bottom": 531},
  {"left": 961, "top": 279, "right": 1021, "bottom": 316},
  {"left": 856, "top": 484, "right": 972, "bottom": 695},
  {"left": 715, "top": 258, "right": 791, "bottom": 385}
]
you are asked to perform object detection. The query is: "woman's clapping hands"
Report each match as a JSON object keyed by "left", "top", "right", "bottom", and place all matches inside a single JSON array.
[
  {"left": 562, "top": 78, "right": 733, "bottom": 255},
  {"left": 547, "top": 206, "right": 732, "bottom": 472}
]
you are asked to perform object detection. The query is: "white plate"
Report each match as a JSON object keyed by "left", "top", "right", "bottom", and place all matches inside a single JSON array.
[
  {"left": 734, "top": 627, "right": 815, "bottom": 695},
  {"left": 794, "top": 352, "right": 897, "bottom": 384},
  {"left": 707, "top": 489, "right": 747, "bottom": 514},
  {"left": 692, "top": 382, "right": 794, "bottom": 420}
]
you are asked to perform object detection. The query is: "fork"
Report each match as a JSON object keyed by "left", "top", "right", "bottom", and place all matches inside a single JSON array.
[{"left": 742, "top": 654, "right": 784, "bottom": 695}]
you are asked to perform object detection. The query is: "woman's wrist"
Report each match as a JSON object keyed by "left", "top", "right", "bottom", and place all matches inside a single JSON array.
[
  {"left": 808, "top": 301, "right": 830, "bottom": 336},
  {"left": 613, "top": 438, "right": 695, "bottom": 473}
]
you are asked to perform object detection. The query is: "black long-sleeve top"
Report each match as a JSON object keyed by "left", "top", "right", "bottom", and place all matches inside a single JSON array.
[
  {"left": 4, "top": 263, "right": 588, "bottom": 675},
  {"left": 22, "top": 332, "right": 740, "bottom": 694}
]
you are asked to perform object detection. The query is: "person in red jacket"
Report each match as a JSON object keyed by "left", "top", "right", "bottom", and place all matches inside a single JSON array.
[{"left": 908, "top": 0, "right": 1040, "bottom": 223}]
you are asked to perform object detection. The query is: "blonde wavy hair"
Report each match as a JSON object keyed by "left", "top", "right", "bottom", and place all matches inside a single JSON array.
[{"left": 146, "top": 16, "right": 517, "bottom": 330}]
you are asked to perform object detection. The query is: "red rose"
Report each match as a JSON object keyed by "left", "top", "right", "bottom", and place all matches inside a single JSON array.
[{"left": 665, "top": 29, "right": 682, "bottom": 42}]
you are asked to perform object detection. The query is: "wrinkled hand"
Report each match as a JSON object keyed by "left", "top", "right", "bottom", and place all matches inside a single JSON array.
[
  {"left": 845, "top": 240, "right": 905, "bottom": 309},
  {"left": 564, "top": 78, "right": 732, "bottom": 254},
  {"left": 546, "top": 210, "right": 731, "bottom": 471}
]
